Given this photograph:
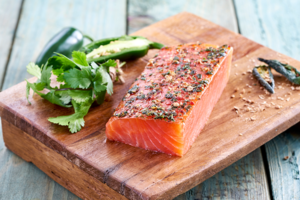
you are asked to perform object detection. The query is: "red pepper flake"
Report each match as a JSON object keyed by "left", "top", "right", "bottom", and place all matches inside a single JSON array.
[
  {"left": 165, "top": 101, "right": 172, "bottom": 105},
  {"left": 190, "top": 101, "right": 195, "bottom": 105}
]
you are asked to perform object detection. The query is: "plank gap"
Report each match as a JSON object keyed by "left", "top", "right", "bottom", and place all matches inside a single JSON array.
[
  {"left": 0, "top": 0, "right": 25, "bottom": 91},
  {"left": 261, "top": 145, "right": 274, "bottom": 200},
  {"left": 232, "top": 0, "right": 241, "bottom": 34},
  {"left": 126, "top": 0, "right": 130, "bottom": 35}
]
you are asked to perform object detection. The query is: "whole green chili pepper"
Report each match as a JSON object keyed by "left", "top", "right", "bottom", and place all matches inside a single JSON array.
[
  {"left": 258, "top": 58, "right": 300, "bottom": 85},
  {"left": 80, "top": 35, "right": 164, "bottom": 63},
  {"left": 253, "top": 65, "right": 275, "bottom": 94},
  {"left": 36, "top": 27, "right": 93, "bottom": 66}
]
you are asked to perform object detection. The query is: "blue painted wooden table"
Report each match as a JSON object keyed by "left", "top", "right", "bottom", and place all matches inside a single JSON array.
[{"left": 0, "top": 0, "right": 299, "bottom": 199}]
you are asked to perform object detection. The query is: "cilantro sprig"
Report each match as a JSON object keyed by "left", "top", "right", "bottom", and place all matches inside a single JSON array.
[{"left": 26, "top": 51, "right": 116, "bottom": 133}]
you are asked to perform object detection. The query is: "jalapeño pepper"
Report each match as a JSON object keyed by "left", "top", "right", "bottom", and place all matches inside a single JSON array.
[
  {"left": 36, "top": 27, "right": 93, "bottom": 66},
  {"left": 80, "top": 35, "right": 164, "bottom": 63}
]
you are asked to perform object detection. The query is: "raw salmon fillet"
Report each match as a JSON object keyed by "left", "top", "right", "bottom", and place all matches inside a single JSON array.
[{"left": 106, "top": 43, "right": 233, "bottom": 156}]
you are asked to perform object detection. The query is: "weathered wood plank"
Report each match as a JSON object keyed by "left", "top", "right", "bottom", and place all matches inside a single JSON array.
[
  {"left": 0, "top": 0, "right": 22, "bottom": 89},
  {"left": 128, "top": 0, "right": 238, "bottom": 34},
  {"left": 234, "top": 0, "right": 300, "bottom": 199},
  {"left": 0, "top": 10, "right": 277, "bottom": 200},
  {"left": 234, "top": 0, "right": 300, "bottom": 61},
  {"left": 175, "top": 149, "right": 270, "bottom": 200},
  {"left": 264, "top": 129, "right": 300, "bottom": 200},
  {"left": 128, "top": 1, "right": 269, "bottom": 199},
  {"left": 2, "top": 119, "right": 127, "bottom": 200},
  {"left": 0, "top": 0, "right": 126, "bottom": 199},
  {"left": 2, "top": 0, "right": 127, "bottom": 90}
]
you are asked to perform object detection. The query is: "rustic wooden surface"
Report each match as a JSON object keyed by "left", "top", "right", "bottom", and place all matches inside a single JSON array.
[
  {"left": 1, "top": 0, "right": 300, "bottom": 200},
  {"left": 0, "top": 0, "right": 126, "bottom": 199},
  {"left": 128, "top": 0, "right": 238, "bottom": 34},
  {"left": 2, "top": 11, "right": 300, "bottom": 200},
  {"left": 2, "top": 119, "right": 128, "bottom": 200},
  {"left": 235, "top": 0, "right": 300, "bottom": 199},
  {"left": 0, "top": 0, "right": 22, "bottom": 88},
  {"left": 1, "top": 0, "right": 127, "bottom": 91}
]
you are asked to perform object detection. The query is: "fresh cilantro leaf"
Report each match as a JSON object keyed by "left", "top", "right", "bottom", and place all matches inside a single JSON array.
[
  {"left": 64, "top": 68, "right": 92, "bottom": 89},
  {"left": 68, "top": 89, "right": 92, "bottom": 103},
  {"left": 48, "top": 99, "right": 93, "bottom": 133},
  {"left": 59, "top": 94, "right": 72, "bottom": 104},
  {"left": 55, "top": 90, "right": 71, "bottom": 104},
  {"left": 52, "top": 68, "right": 64, "bottom": 76},
  {"left": 35, "top": 82, "right": 46, "bottom": 91},
  {"left": 26, "top": 80, "right": 71, "bottom": 108},
  {"left": 48, "top": 56, "right": 76, "bottom": 70},
  {"left": 27, "top": 62, "right": 41, "bottom": 79},
  {"left": 92, "top": 62, "right": 107, "bottom": 92},
  {"left": 42, "top": 90, "right": 71, "bottom": 108},
  {"left": 26, "top": 80, "right": 45, "bottom": 96},
  {"left": 56, "top": 74, "right": 64, "bottom": 82},
  {"left": 26, "top": 50, "right": 117, "bottom": 133},
  {"left": 101, "top": 59, "right": 117, "bottom": 68},
  {"left": 55, "top": 52, "right": 87, "bottom": 69},
  {"left": 95, "top": 90, "right": 106, "bottom": 105},
  {"left": 41, "top": 66, "right": 52, "bottom": 87},
  {"left": 72, "top": 51, "right": 89, "bottom": 67},
  {"left": 52, "top": 68, "right": 65, "bottom": 82},
  {"left": 98, "top": 66, "right": 113, "bottom": 95},
  {"left": 94, "top": 83, "right": 106, "bottom": 93}
]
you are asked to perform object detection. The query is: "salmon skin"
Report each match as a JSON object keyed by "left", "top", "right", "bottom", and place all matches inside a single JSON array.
[{"left": 106, "top": 43, "right": 233, "bottom": 156}]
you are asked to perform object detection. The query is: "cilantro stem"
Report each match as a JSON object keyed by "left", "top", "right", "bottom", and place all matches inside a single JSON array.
[
  {"left": 119, "top": 62, "right": 126, "bottom": 68},
  {"left": 55, "top": 88, "right": 93, "bottom": 91}
]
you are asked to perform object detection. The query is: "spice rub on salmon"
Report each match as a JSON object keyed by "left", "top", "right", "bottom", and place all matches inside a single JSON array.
[{"left": 106, "top": 43, "right": 233, "bottom": 156}]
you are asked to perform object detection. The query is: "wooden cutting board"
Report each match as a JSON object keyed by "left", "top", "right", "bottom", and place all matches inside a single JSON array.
[{"left": 1, "top": 12, "right": 300, "bottom": 200}]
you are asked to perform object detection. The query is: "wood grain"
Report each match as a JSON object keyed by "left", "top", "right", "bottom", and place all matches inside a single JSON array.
[
  {"left": 174, "top": 149, "right": 270, "bottom": 200},
  {"left": 2, "top": 119, "right": 127, "bottom": 200},
  {"left": 234, "top": 0, "right": 300, "bottom": 61},
  {"left": 0, "top": 0, "right": 22, "bottom": 89},
  {"left": 0, "top": 0, "right": 126, "bottom": 199},
  {"left": 128, "top": 0, "right": 238, "bottom": 34},
  {"left": 1, "top": 0, "right": 127, "bottom": 90},
  {"left": 264, "top": 128, "right": 300, "bottom": 200},
  {"left": 1, "top": 12, "right": 297, "bottom": 199},
  {"left": 234, "top": 0, "right": 300, "bottom": 199}
]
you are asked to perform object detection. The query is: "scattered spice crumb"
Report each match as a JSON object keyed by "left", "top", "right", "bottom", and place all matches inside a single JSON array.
[
  {"left": 231, "top": 95, "right": 235, "bottom": 98},
  {"left": 239, "top": 133, "right": 243, "bottom": 136},
  {"left": 233, "top": 106, "right": 239, "bottom": 111},
  {"left": 250, "top": 117, "right": 256, "bottom": 121},
  {"left": 283, "top": 156, "right": 289, "bottom": 160},
  {"left": 277, "top": 97, "right": 284, "bottom": 101},
  {"left": 275, "top": 105, "right": 282, "bottom": 109}
]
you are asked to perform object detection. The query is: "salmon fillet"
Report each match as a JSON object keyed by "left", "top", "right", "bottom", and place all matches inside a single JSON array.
[{"left": 106, "top": 43, "right": 233, "bottom": 156}]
